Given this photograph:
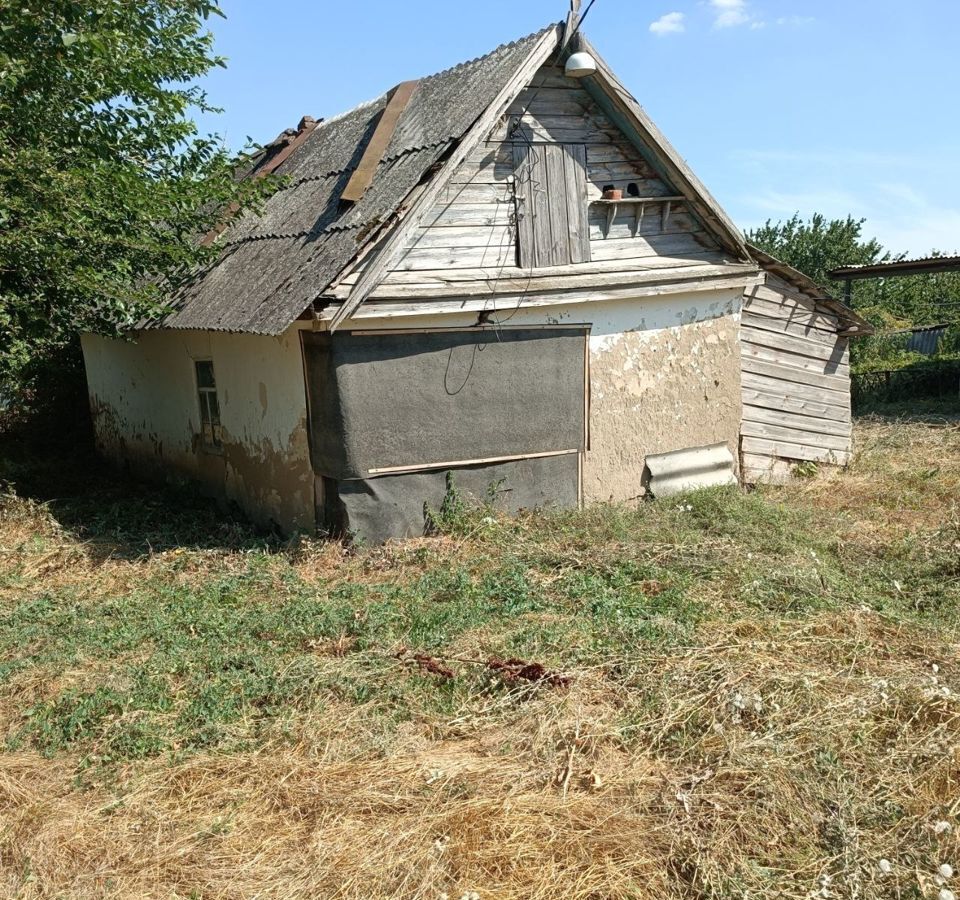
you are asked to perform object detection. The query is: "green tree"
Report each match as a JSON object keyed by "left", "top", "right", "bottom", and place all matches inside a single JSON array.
[
  {"left": 746, "top": 212, "right": 886, "bottom": 299},
  {"left": 747, "top": 213, "right": 960, "bottom": 370},
  {"left": 0, "top": 0, "right": 268, "bottom": 412}
]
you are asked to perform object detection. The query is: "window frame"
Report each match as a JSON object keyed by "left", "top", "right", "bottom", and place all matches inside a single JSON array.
[{"left": 194, "top": 359, "right": 223, "bottom": 450}]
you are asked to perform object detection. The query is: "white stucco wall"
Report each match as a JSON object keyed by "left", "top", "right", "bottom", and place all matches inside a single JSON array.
[
  {"left": 80, "top": 326, "right": 314, "bottom": 533},
  {"left": 344, "top": 285, "right": 745, "bottom": 503},
  {"left": 81, "top": 284, "right": 745, "bottom": 531}
]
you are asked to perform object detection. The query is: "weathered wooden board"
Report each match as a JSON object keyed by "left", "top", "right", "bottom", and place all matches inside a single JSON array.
[
  {"left": 326, "top": 269, "right": 759, "bottom": 308},
  {"left": 589, "top": 232, "right": 720, "bottom": 263},
  {"left": 763, "top": 274, "right": 832, "bottom": 310},
  {"left": 457, "top": 147, "right": 661, "bottom": 190},
  {"left": 740, "top": 358, "right": 850, "bottom": 394},
  {"left": 742, "top": 384, "right": 851, "bottom": 420},
  {"left": 742, "top": 328, "right": 849, "bottom": 367},
  {"left": 494, "top": 117, "right": 622, "bottom": 144},
  {"left": 586, "top": 143, "right": 653, "bottom": 166},
  {"left": 563, "top": 143, "right": 591, "bottom": 264},
  {"left": 393, "top": 252, "right": 731, "bottom": 280},
  {"left": 743, "top": 403, "right": 852, "bottom": 438},
  {"left": 422, "top": 202, "right": 514, "bottom": 228},
  {"left": 408, "top": 224, "right": 515, "bottom": 250},
  {"left": 431, "top": 182, "right": 513, "bottom": 205},
  {"left": 743, "top": 298, "right": 840, "bottom": 334},
  {"left": 742, "top": 347, "right": 850, "bottom": 386},
  {"left": 528, "top": 67, "right": 582, "bottom": 89},
  {"left": 545, "top": 143, "right": 571, "bottom": 265},
  {"left": 586, "top": 158, "right": 659, "bottom": 181},
  {"left": 741, "top": 418, "right": 852, "bottom": 451},
  {"left": 741, "top": 436, "right": 851, "bottom": 466},
  {"left": 341, "top": 260, "right": 755, "bottom": 294},
  {"left": 506, "top": 88, "right": 596, "bottom": 117},
  {"left": 743, "top": 309, "right": 842, "bottom": 344},
  {"left": 392, "top": 242, "right": 516, "bottom": 271}
]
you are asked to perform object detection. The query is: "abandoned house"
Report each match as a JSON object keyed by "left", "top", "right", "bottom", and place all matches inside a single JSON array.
[{"left": 80, "top": 22, "right": 872, "bottom": 541}]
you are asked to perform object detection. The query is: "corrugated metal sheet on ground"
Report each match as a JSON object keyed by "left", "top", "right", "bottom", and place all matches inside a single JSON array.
[{"left": 646, "top": 443, "right": 737, "bottom": 497}]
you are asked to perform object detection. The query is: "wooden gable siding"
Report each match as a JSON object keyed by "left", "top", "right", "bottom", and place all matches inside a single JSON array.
[
  {"left": 335, "top": 65, "right": 725, "bottom": 299},
  {"left": 740, "top": 274, "right": 853, "bottom": 482}
]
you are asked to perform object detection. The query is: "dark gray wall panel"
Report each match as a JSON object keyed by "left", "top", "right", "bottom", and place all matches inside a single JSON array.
[
  {"left": 323, "top": 453, "right": 579, "bottom": 543},
  {"left": 302, "top": 327, "right": 587, "bottom": 478}
]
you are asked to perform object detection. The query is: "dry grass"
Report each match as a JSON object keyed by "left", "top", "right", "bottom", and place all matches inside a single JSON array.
[{"left": 0, "top": 414, "right": 959, "bottom": 899}]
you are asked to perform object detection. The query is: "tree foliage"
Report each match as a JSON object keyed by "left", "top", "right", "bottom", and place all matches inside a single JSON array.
[
  {"left": 0, "top": 0, "right": 268, "bottom": 402},
  {"left": 747, "top": 213, "right": 886, "bottom": 290},
  {"left": 747, "top": 213, "right": 960, "bottom": 371}
]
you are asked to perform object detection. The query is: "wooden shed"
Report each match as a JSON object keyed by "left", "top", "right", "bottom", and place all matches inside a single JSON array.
[{"left": 740, "top": 246, "right": 873, "bottom": 484}]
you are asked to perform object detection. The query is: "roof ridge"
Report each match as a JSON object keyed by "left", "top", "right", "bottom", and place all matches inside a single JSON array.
[{"left": 418, "top": 22, "right": 560, "bottom": 84}]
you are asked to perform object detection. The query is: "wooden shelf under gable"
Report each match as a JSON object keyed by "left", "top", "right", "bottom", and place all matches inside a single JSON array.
[{"left": 590, "top": 195, "right": 687, "bottom": 238}]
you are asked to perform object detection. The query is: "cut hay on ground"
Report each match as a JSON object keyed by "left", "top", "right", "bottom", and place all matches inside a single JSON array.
[{"left": 0, "top": 415, "right": 958, "bottom": 899}]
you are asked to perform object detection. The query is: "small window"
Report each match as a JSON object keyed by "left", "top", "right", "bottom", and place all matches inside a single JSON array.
[{"left": 195, "top": 360, "right": 222, "bottom": 449}]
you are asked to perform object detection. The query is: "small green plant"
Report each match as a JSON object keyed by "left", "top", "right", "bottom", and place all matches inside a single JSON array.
[
  {"left": 793, "top": 460, "right": 819, "bottom": 479},
  {"left": 423, "top": 471, "right": 469, "bottom": 535}
]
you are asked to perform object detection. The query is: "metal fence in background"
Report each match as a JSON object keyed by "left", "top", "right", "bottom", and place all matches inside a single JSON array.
[{"left": 852, "top": 359, "right": 960, "bottom": 407}]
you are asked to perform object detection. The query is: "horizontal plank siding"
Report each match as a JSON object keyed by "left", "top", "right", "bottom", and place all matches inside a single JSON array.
[
  {"left": 742, "top": 404, "right": 852, "bottom": 438},
  {"left": 740, "top": 357, "right": 851, "bottom": 394},
  {"left": 741, "top": 436, "right": 850, "bottom": 466},
  {"left": 387, "top": 64, "right": 726, "bottom": 287},
  {"left": 742, "top": 384, "right": 851, "bottom": 420},
  {"left": 740, "top": 272, "right": 853, "bottom": 479}
]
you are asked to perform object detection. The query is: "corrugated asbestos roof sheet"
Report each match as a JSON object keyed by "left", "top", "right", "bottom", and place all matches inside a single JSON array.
[
  {"left": 155, "top": 26, "right": 556, "bottom": 334},
  {"left": 829, "top": 255, "right": 960, "bottom": 280}
]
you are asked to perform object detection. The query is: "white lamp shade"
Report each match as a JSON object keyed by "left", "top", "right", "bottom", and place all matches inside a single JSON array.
[{"left": 564, "top": 51, "right": 597, "bottom": 78}]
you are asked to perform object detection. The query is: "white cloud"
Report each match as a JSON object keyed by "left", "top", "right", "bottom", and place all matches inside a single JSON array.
[
  {"left": 710, "top": 0, "right": 752, "bottom": 28},
  {"left": 776, "top": 15, "right": 815, "bottom": 27},
  {"left": 649, "top": 12, "right": 686, "bottom": 36}
]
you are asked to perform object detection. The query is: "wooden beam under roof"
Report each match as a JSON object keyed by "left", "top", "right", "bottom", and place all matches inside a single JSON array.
[{"left": 340, "top": 80, "right": 420, "bottom": 205}]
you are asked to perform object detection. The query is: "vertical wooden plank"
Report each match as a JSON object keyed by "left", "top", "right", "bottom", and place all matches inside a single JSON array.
[
  {"left": 544, "top": 144, "right": 570, "bottom": 266},
  {"left": 512, "top": 143, "right": 536, "bottom": 268},
  {"left": 527, "top": 145, "right": 554, "bottom": 268},
  {"left": 562, "top": 143, "right": 591, "bottom": 264}
]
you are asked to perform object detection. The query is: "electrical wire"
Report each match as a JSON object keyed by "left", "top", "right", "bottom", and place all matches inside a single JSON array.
[{"left": 568, "top": 0, "right": 600, "bottom": 44}]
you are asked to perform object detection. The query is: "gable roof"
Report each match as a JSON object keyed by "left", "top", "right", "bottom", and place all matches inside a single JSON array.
[
  {"left": 572, "top": 34, "right": 748, "bottom": 263},
  {"left": 156, "top": 23, "right": 752, "bottom": 335},
  {"left": 158, "top": 26, "right": 557, "bottom": 334},
  {"left": 748, "top": 244, "right": 874, "bottom": 335}
]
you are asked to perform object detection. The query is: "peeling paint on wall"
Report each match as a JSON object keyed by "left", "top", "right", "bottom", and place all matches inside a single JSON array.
[
  {"left": 80, "top": 326, "right": 314, "bottom": 534},
  {"left": 81, "top": 287, "right": 745, "bottom": 533},
  {"left": 583, "top": 314, "right": 742, "bottom": 502}
]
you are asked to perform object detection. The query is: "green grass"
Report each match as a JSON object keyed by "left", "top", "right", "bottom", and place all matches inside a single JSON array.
[
  {"left": 2, "top": 455, "right": 956, "bottom": 768},
  {"left": 1, "top": 416, "right": 958, "bottom": 899}
]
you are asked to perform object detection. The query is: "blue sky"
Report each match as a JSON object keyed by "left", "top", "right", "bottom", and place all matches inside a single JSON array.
[{"left": 197, "top": 0, "right": 960, "bottom": 256}]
